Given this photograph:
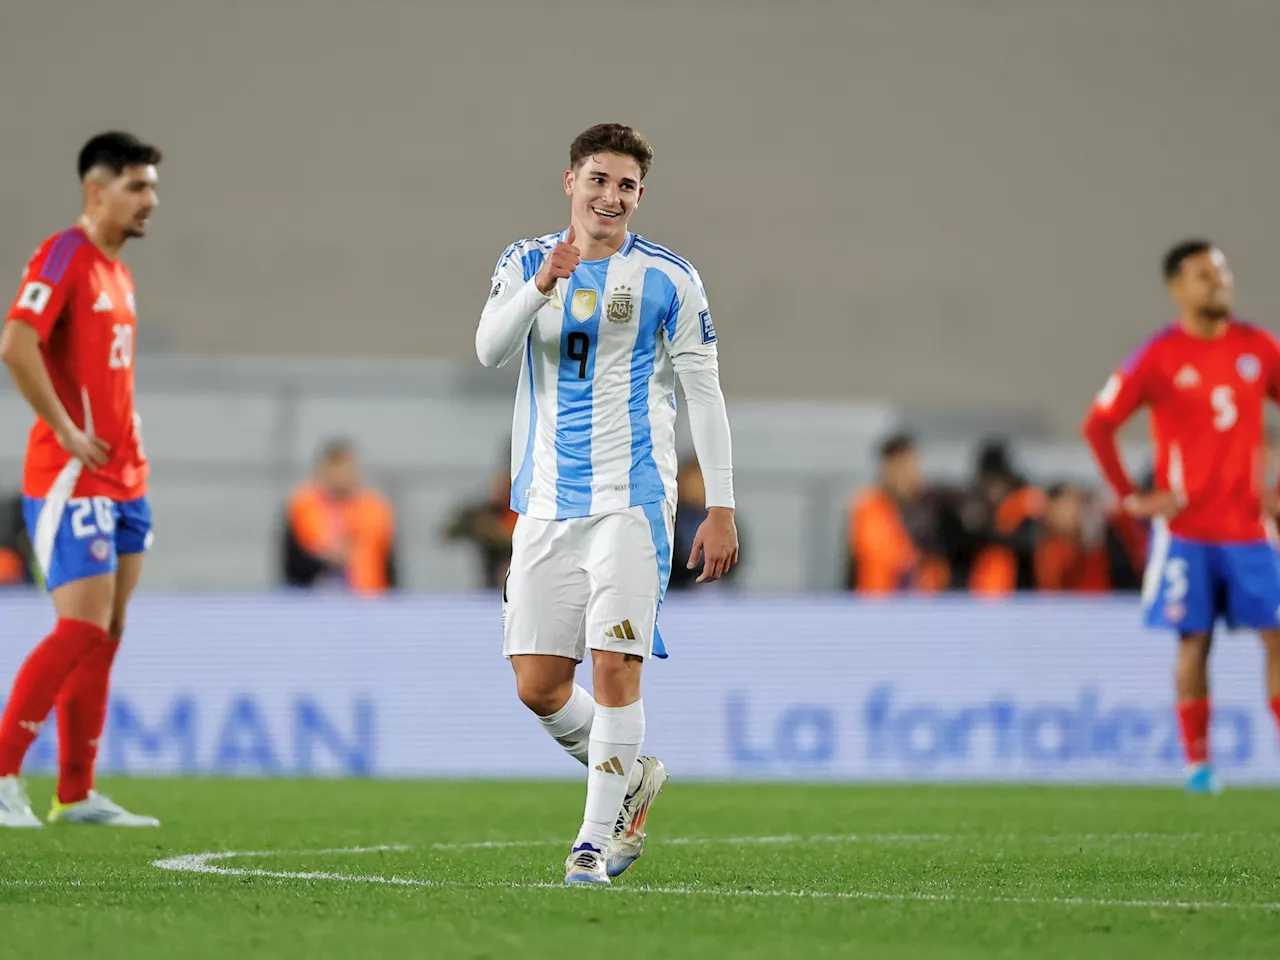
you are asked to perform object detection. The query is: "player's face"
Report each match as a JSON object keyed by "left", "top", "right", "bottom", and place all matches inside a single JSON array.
[
  {"left": 1171, "top": 248, "right": 1234, "bottom": 321},
  {"left": 1044, "top": 489, "right": 1083, "bottom": 538},
  {"left": 564, "top": 153, "right": 644, "bottom": 244},
  {"left": 99, "top": 164, "right": 159, "bottom": 239},
  {"left": 320, "top": 452, "right": 360, "bottom": 498},
  {"left": 883, "top": 449, "right": 921, "bottom": 500}
]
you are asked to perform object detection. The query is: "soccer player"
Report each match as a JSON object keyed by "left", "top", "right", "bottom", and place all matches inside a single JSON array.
[
  {"left": 476, "top": 124, "right": 738, "bottom": 884},
  {"left": 1083, "top": 240, "right": 1280, "bottom": 794},
  {"left": 0, "top": 133, "right": 162, "bottom": 827}
]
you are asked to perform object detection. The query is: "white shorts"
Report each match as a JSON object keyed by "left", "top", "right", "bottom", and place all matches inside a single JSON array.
[{"left": 502, "top": 502, "right": 674, "bottom": 661}]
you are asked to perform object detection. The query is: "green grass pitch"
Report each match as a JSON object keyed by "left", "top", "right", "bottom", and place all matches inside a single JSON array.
[{"left": 2, "top": 777, "right": 1278, "bottom": 958}]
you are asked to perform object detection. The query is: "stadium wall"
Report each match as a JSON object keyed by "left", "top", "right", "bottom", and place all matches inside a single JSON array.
[
  {"left": 4, "top": 1, "right": 1280, "bottom": 434},
  {"left": 4, "top": 593, "right": 1276, "bottom": 785}
]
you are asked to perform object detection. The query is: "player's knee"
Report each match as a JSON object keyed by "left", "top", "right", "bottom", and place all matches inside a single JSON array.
[
  {"left": 514, "top": 675, "right": 571, "bottom": 717},
  {"left": 591, "top": 653, "right": 642, "bottom": 707}
]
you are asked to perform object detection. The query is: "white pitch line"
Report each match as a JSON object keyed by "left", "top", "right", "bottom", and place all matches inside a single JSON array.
[
  {"left": 422, "top": 831, "right": 1206, "bottom": 851},
  {"left": 151, "top": 845, "right": 1280, "bottom": 912}
]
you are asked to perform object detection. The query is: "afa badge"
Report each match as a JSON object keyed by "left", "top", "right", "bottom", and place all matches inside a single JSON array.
[{"left": 606, "top": 286, "right": 633, "bottom": 324}]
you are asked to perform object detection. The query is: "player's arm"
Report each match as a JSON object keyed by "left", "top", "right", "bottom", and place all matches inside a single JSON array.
[
  {"left": 475, "top": 230, "right": 580, "bottom": 368},
  {"left": 665, "top": 270, "right": 738, "bottom": 582},
  {"left": 1081, "top": 356, "right": 1161, "bottom": 515},
  {"left": 1256, "top": 330, "right": 1280, "bottom": 515},
  {"left": 1262, "top": 330, "right": 1280, "bottom": 409},
  {"left": 2, "top": 265, "right": 109, "bottom": 467}
]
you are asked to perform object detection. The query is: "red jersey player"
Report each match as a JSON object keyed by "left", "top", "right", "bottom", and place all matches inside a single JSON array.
[
  {"left": 0, "top": 133, "right": 162, "bottom": 827},
  {"left": 1083, "top": 240, "right": 1280, "bottom": 795}
]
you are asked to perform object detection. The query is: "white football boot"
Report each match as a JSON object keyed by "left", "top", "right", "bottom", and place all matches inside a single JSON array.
[
  {"left": 564, "top": 842, "right": 610, "bottom": 886},
  {"left": 0, "top": 775, "right": 43, "bottom": 828},
  {"left": 48, "top": 791, "right": 160, "bottom": 827},
  {"left": 606, "top": 756, "right": 668, "bottom": 877}
]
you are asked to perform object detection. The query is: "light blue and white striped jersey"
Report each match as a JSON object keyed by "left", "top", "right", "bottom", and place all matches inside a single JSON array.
[{"left": 488, "top": 231, "right": 719, "bottom": 520}]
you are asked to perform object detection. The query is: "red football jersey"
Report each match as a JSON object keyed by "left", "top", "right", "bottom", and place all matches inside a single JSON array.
[
  {"left": 1083, "top": 320, "right": 1280, "bottom": 543},
  {"left": 5, "top": 226, "right": 148, "bottom": 501}
]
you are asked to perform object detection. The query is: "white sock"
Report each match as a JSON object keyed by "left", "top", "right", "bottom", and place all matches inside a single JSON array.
[
  {"left": 576, "top": 699, "right": 645, "bottom": 850},
  {"left": 535, "top": 684, "right": 595, "bottom": 765}
]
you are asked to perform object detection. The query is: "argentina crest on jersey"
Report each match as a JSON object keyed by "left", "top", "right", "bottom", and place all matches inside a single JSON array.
[{"left": 606, "top": 286, "right": 633, "bottom": 323}]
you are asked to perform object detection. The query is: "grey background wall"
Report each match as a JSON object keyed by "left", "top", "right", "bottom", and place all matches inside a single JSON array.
[{"left": 2, "top": 0, "right": 1278, "bottom": 435}]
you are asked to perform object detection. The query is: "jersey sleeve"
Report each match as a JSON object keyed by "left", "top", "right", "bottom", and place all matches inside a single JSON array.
[
  {"left": 1259, "top": 328, "right": 1280, "bottom": 406},
  {"left": 1081, "top": 342, "right": 1157, "bottom": 500},
  {"left": 1086, "top": 351, "right": 1152, "bottom": 428},
  {"left": 663, "top": 267, "right": 718, "bottom": 364},
  {"left": 475, "top": 241, "right": 552, "bottom": 368},
  {"left": 663, "top": 265, "right": 735, "bottom": 508},
  {"left": 6, "top": 235, "right": 84, "bottom": 342}
]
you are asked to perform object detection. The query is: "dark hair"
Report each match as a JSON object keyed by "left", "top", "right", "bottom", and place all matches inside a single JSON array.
[
  {"left": 77, "top": 132, "right": 162, "bottom": 180},
  {"left": 879, "top": 432, "right": 916, "bottom": 460},
  {"left": 318, "top": 438, "right": 356, "bottom": 463},
  {"left": 569, "top": 124, "right": 653, "bottom": 179},
  {"left": 1162, "top": 239, "right": 1213, "bottom": 282},
  {"left": 1045, "top": 481, "right": 1072, "bottom": 500},
  {"left": 976, "top": 439, "right": 1014, "bottom": 480}
]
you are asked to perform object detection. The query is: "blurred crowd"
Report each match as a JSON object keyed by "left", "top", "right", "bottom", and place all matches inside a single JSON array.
[
  {"left": 847, "top": 434, "right": 1147, "bottom": 595},
  {"left": 270, "top": 440, "right": 739, "bottom": 596},
  {"left": 2, "top": 433, "right": 1161, "bottom": 598}
]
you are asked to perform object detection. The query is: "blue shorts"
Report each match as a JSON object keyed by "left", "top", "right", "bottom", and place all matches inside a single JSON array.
[
  {"left": 1142, "top": 530, "right": 1280, "bottom": 635},
  {"left": 23, "top": 494, "right": 153, "bottom": 592}
]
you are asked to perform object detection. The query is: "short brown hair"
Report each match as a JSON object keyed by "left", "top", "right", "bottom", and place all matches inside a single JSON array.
[{"left": 569, "top": 124, "right": 653, "bottom": 180}]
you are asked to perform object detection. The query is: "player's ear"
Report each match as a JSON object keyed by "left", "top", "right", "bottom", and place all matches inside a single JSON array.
[{"left": 563, "top": 168, "right": 575, "bottom": 197}]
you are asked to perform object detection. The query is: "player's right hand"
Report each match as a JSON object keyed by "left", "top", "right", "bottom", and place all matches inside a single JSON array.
[
  {"left": 534, "top": 225, "right": 581, "bottom": 295},
  {"left": 57, "top": 426, "right": 110, "bottom": 470},
  {"left": 1122, "top": 490, "right": 1182, "bottom": 519}
]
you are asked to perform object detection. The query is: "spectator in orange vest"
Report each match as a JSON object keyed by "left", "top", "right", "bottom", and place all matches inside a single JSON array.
[
  {"left": 282, "top": 439, "right": 397, "bottom": 595},
  {"left": 0, "top": 491, "right": 35, "bottom": 587},
  {"left": 1034, "top": 483, "right": 1110, "bottom": 592},
  {"left": 848, "top": 434, "right": 950, "bottom": 593},
  {"left": 965, "top": 440, "right": 1043, "bottom": 594}
]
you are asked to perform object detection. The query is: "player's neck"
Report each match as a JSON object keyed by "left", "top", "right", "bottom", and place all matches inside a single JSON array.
[
  {"left": 571, "top": 222, "right": 627, "bottom": 262},
  {"left": 1178, "top": 313, "right": 1230, "bottom": 340},
  {"left": 76, "top": 214, "right": 125, "bottom": 260}
]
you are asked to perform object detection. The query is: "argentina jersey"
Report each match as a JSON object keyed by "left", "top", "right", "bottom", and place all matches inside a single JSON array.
[{"left": 489, "top": 231, "right": 719, "bottom": 520}]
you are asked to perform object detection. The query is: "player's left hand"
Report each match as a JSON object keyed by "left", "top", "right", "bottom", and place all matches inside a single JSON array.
[{"left": 688, "top": 506, "right": 739, "bottom": 583}]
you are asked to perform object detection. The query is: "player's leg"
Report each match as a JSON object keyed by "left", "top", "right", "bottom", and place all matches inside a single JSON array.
[
  {"left": 0, "top": 496, "right": 116, "bottom": 827},
  {"left": 1261, "top": 629, "right": 1280, "bottom": 747},
  {"left": 53, "top": 550, "right": 139, "bottom": 805},
  {"left": 48, "top": 497, "right": 157, "bottom": 826},
  {"left": 1175, "top": 631, "right": 1215, "bottom": 789},
  {"left": 1214, "top": 541, "right": 1280, "bottom": 764},
  {"left": 504, "top": 514, "right": 595, "bottom": 764},
  {"left": 49, "top": 496, "right": 158, "bottom": 824},
  {"left": 1141, "top": 529, "right": 1219, "bottom": 792},
  {"left": 566, "top": 504, "right": 671, "bottom": 885}
]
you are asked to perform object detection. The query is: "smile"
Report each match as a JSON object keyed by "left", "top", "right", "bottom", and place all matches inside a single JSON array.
[{"left": 592, "top": 207, "right": 620, "bottom": 219}]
